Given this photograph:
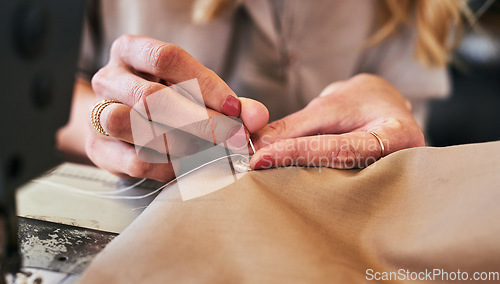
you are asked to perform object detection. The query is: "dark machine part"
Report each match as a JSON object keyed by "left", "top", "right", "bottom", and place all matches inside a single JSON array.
[
  {"left": 18, "top": 217, "right": 116, "bottom": 275},
  {"left": 0, "top": 0, "right": 86, "bottom": 281}
]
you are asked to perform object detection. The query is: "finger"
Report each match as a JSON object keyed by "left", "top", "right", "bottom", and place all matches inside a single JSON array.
[
  {"left": 251, "top": 105, "right": 349, "bottom": 150},
  {"left": 251, "top": 109, "right": 318, "bottom": 150},
  {"left": 251, "top": 90, "right": 368, "bottom": 150},
  {"left": 99, "top": 103, "right": 201, "bottom": 157},
  {"left": 368, "top": 118, "right": 425, "bottom": 153},
  {"left": 252, "top": 74, "right": 418, "bottom": 150},
  {"left": 108, "top": 34, "right": 241, "bottom": 117},
  {"left": 251, "top": 118, "right": 425, "bottom": 170},
  {"left": 239, "top": 97, "right": 269, "bottom": 133},
  {"left": 251, "top": 93, "right": 414, "bottom": 151},
  {"left": 93, "top": 69, "right": 246, "bottom": 149},
  {"left": 250, "top": 132, "right": 383, "bottom": 170},
  {"left": 86, "top": 134, "right": 178, "bottom": 182}
]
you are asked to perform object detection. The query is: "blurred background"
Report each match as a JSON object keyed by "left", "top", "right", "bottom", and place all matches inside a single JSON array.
[{"left": 427, "top": 0, "right": 500, "bottom": 146}]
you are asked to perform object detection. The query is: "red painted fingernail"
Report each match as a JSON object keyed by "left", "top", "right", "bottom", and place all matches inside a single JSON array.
[
  {"left": 227, "top": 126, "right": 249, "bottom": 149},
  {"left": 221, "top": 96, "right": 241, "bottom": 117},
  {"left": 253, "top": 156, "right": 273, "bottom": 170}
]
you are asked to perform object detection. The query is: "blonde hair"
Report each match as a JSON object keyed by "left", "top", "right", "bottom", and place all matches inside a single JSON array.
[
  {"left": 192, "top": 0, "right": 466, "bottom": 67},
  {"left": 371, "top": 0, "right": 466, "bottom": 67},
  {"left": 192, "top": 0, "right": 240, "bottom": 24}
]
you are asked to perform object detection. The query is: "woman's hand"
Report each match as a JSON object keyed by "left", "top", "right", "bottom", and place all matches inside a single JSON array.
[
  {"left": 86, "top": 34, "right": 268, "bottom": 181},
  {"left": 250, "top": 74, "right": 425, "bottom": 169}
]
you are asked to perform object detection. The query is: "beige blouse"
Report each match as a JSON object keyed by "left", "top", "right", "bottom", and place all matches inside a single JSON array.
[{"left": 79, "top": 0, "right": 450, "bottom": 127}]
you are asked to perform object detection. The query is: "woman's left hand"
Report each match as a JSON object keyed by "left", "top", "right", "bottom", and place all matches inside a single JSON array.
[{"left": 250, "top": 74, "right": 425, "bottom": 169}]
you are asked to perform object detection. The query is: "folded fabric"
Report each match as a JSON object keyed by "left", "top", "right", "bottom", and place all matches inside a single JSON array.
[{"left": 80, "top": 141, "right": 500, "bottom": 283}]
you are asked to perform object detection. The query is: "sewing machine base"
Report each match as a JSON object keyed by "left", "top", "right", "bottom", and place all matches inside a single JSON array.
[{"left": 16, "top": 217, "right": 116, "bottom": 281}]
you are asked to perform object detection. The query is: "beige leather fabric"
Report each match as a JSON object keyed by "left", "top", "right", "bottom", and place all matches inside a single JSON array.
[{"left": 80, "top": 141, "right": 500, "bottom": 283}]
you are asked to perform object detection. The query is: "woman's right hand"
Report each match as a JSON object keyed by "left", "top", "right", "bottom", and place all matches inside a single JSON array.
[{"left": 86, "top": 34, "right": 269, "bottom": 181}]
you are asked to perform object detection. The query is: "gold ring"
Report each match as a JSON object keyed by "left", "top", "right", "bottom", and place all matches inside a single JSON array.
[
  {"left": 90, "top": 100, "right": 120, "bottom": 136},
  {"left": 369, "top": 131, "right": 385, "bottom": 157}
]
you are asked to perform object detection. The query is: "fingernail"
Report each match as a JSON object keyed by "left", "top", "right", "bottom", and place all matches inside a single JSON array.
[
  {"left": 253, "top": 156, "right": 272, "bottom": 170},
  {"left": 227, "top": 126, "right": 248, "bottom": 149},
  {"left": 221, "top": 96, "right": 241, "bottom": 117}
]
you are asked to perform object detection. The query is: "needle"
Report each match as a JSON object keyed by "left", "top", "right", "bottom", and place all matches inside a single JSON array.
[{"left": 249, "top": 137, "right": 256, "bottom": 154}]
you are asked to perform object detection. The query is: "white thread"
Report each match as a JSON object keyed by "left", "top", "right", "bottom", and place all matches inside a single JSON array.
[
  {"left": 98, "top": 178, "right": 146, "bottom": 195},
  {"left": 33, "top": 153, "right": 248, "bottom": 200},
  {"left": 131, "top": 206, "right": 148, "bottom": 211}
]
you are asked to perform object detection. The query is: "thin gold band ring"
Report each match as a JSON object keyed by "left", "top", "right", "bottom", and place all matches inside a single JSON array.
[{"left": 369, "top": 131, "right": 385, "bottom": 158}]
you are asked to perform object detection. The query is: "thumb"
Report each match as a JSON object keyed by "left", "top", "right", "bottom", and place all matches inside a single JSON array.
[{"left": 239, "top": 97, "right": 269, "bottom": 133}]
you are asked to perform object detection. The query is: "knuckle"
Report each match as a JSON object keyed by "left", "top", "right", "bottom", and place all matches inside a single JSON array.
[
  {"left": 351, "top": 73, "right": 376, "bottom": 82},
  {"left": 110, "top": 39, "right": 120, "bottom": 57},
  {"left": 351, "top": 73, "right": 390, "bottom": 90},
  {"left": 414, "top": 129, "right": 425, "bottom": 147},
  {"left": 271, "top": 139, "right": 298, "bottom": 166},
  {"left": 334, "top": 142, "right": 361, "bottom": 168},
  {"left": 308, "top": 95, "right": 328, "bottom": 107},
  {"left": 194, "top": 118, "right": 215, "bottom": 143},
  {"left": 318, "top": 81, "right": 345, "bottom": 98},
  {"left": 155, "top": 164, "right": 176, "bottom": 182},
  {"left": 409, "top": 124, "right": 425, "bottom": 147},
  {"left": 91, "top": 68, "right": 108, "bottom": 95},
  {"left": 266, "top": 119, "right": 288, "bottom": 137},
  {"left": 111, "top": 34, "right": 135, "bottom": 55},
  {"left": 286, "top": 143, "right": 301, "bottom": 165},
  {"left": 125, "top": 156, "right": 151, "bottom": 179},
  {"left": 85, "top": 136, "right": 97, "bottom": 157},
  {"left": 130, "top": 81, "right": 158, "bottom": 102},
  {"left": 196, "top": 71, "right": 219, "bottom": 98},
  {"left": 85, "top": 136, "right": 102, "bottom": 166},
  {"left": 148, "top": 43, "right": 182, "bottom": 73},
  {"left": 387, "top": 118, "right": 425, "bottom": 149}
]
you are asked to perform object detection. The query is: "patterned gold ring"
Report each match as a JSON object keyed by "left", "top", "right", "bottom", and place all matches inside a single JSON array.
[{"left": 90, "top": 100, "right": 120, "bottom": 136}]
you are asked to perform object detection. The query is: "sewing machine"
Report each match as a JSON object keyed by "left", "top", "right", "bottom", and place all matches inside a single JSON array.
[{"left": 0, "top": 0, "right": 86, "bottom": 281}]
